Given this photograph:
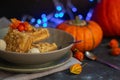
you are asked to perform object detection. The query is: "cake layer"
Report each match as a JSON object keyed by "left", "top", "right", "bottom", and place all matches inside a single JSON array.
[{"left": 31, "top": 42, "right": 58, "bottom": 53}]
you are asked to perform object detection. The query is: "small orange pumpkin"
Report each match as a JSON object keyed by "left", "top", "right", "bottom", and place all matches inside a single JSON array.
[{"left": 57, "top": 16, "right": 103, "bottom": 52}]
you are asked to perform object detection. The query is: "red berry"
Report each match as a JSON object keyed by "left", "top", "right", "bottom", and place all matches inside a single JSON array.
[
  {"left": 18, "top": 25, "right": 25, "bottom": 32},
  {"left": 109, "top": 39, "right": 119, "bottom": 48},
  {"left": 74, "top": 51, "right": 84, "bottom": 61},
  {"left": 111, "top": 48, "right": 120, "bottom": 56}
]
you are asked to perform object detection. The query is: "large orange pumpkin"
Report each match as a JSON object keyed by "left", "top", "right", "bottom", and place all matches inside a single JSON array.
[
  {"left": 57, "top": 17, "right": 103, "bottom": 52},
  {"left": 91, "top": 0, "right": 120, "bottom": 37}
]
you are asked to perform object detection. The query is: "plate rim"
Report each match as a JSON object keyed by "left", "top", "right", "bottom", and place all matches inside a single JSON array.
[{"left": 0, "top": 51, "right": 72, "bottom": 73}]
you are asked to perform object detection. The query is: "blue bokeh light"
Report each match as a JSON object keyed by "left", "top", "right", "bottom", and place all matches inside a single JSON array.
[
  {"left": 30, "top": 18, "right": 36, "bottom": 23},
  {"left": 56, "top": 6, "right": 62, "bottom": 11},
  {"left": 72, "top": 7, "right": 77, "bottom": 12},
  {"left": 89, "top": 0, "right": 94, "bottom": 2},
  {"left": 54, "top": 13, "right": 59, "bottom": 18},
  {"left": 78, "top": 14, "right": 83, "bottom": 19},
  {"left": 37, "top": 19, "right": 42, "bottom": 24},
  {"left": 86, "top": 9, "right": 93, "bottom": 21},
  {"left": 35, "top": 24, "right": 40, "bottom": 28},
  {"left": 59, "top": 12, "right": 64, "bottom": 18},
  {"left": 43, "top": 23, "right": 47, "bottom": 27},
  {"left": 41, "top": 14, "right": 47, "bottom": 18},
  {"left": 87, "top": 12, "right": 92, "bottom": 17},
  {"left": 42, "top": 18, "right": 47, "bottom": 22}
]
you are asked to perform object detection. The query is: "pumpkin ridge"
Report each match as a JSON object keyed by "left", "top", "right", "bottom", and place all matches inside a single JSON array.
[
  {"left": 103, "top": 0, "right": 114, "bottom": 36},
  {"left": 83, "top": 27, "right": 86, "bottom": 52},
  {"left": 106, "top": 0, "right": 117, "bottom": 36},
  {"left": 108, "top": 0, "right": 120, "bottom": 35},
  {"left": 76, "top": 27, "right": 84, "bottom": 51},
  {"left": 116, "top": 2, "right": 120, "bottom": 35},
  {"left": 90, "top": 21, "right": 103, "bottom": 49},
  {"left": 85, "top": 25, "right": 95, "bottom": 50}
]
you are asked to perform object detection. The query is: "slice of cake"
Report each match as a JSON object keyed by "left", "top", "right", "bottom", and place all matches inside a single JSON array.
[
  {"left": 4, "top": 28, "right": 49, "bottom": 53},
  {"left": 31, "top": 42, "right": 58, "bottom": 53},
  {"left": 4, "top": 18, "right": 50, "bottom": 53}
]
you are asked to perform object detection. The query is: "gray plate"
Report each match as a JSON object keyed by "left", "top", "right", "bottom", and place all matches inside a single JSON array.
[{"left": 0, "top": 51, "right": 72, "bottom": 73}]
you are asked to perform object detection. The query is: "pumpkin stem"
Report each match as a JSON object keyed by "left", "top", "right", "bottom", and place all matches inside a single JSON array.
[
  {"left": 73, "top": 48, "right": 79, "bottom": 53},
  {"left": 71, "top": 16, "right": 87, "bottom": 26},
  {"left": 75, "top": 16, "right": 82, "bottom": 23}
]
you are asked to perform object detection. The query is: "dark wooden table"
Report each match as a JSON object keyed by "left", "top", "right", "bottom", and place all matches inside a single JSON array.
[{"left": 33, "top": 38, "right": 120, "bottom": 80}]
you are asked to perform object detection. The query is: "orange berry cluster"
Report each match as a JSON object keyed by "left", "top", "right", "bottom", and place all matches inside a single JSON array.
[
  {"left": 69, "top": 49, "right": 84, "bottom": 75},
  {"left": 10, "top": 18, "right": 31, "bottom": 32},
  {"left": 109, "top": 39, "right": 120, "bottom": 56},
  {"left": 73, "top": 49, "right": 84, "bottom": 61}
]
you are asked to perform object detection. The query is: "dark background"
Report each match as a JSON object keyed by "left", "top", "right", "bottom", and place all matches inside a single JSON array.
[{"left": 0, "top": 0, "right": 97, "bottom": 20}]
